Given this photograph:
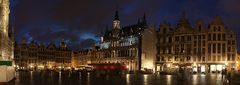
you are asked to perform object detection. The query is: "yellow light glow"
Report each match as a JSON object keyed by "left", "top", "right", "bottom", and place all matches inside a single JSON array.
[
  {"left": 201, "top": 65, "right": 206, "bottom": 72},
  {"left": 49, "top": 65, "right": 52, "bottom": 69},
  {"left": 142, "top": 61, "right": 154, "bottom": 70},
  {"left": 38, "top": 65, "right": 44, "bottom": 68},
  {"left": 58, "top": 66, "right": 62, "bottom": 69},
  {"left": 216, "top": 65, "right": 222, "bottom": 71},
  {"left": 167, "top": 64, "right": 171, "bottom": 68},
  {"left": 126, "top": 65, "right": 129, "bottom": 69},
  {"left": 30, "top": 65, "right": 33, "bottom": 68},
  {"left": 210, "top": 65, "right": 216, "bottom": 71},
  {"left": 67, "top": 67, "right": 71, "bottom": 69},
  {"left": 193, "top": 62, "right": 196, "bottom": 66},
  {"left": 225, "top": 62, "right": 228, "bottom": 66}
]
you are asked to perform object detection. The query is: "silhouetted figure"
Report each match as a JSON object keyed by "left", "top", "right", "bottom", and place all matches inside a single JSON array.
[
  {"left": 226, "top": 69, "right": 232, "bottom": 84},
  {"left": 222, "top": 69, "right": 227, "bottom": 79}
]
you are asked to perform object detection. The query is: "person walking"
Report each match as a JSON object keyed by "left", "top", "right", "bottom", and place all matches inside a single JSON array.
[{"left": 226, "top": 69, "right": 231, "bottom": 84}]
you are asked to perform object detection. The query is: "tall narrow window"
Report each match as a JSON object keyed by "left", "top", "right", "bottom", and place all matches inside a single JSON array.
[
  {"left": 213, "top": 34, "right": 216, "bottom": 41},
  {"left": 213, "top": 44, "right": 216, "bottom": 53},
  {"left": 217, "top": 43, "right": 221, "bottom": 53},
  {"left": 208, "top": 34, "right": 211, "bottom": 41},
  {"left": 222, "top": 34, "right": 226, "bottom": 41},
  {"left": 208, "top": 44, "right": 211, "bottom": 54},
  {"left": 168, "top": 37, "right": 172, "bottom": 43},
  {"left": 218, "top": 34, "right": 221, "bottom": 41},
  {"left": 181, "top": 36, "right": 185, "bottom": 42},
  {"left": 222, "top": 43, "right": 226, "bottom": 53}
]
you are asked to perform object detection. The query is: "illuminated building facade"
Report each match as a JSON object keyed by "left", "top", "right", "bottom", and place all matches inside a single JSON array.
[
  {"left": 14, "top": 40, "right": 72, "bottom": 70},
  {"left": 76, "top": 49, "right": 93, "bottom": 68},
  {"left": 156, "top": 14, "right": 237, "bottom": 73},
  {"left": 71, "top": 52, "right": 80, "bottom": 68},
  {"left": 237, "top": 52, "right": 240, "bottom": 70},
  {"left": 89, "top": 11, "right": 157, "bottom": 72}
]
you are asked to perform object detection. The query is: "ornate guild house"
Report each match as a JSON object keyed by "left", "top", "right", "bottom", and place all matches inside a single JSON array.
[
  {"left": 156, "top": 14, "right": 237, "bottom": 73},
  {"left": 14, "top": 40, "right": 72, "bottom": 70}
]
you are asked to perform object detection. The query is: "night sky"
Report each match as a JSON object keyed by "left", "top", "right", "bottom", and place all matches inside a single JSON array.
[{"left": 10, "top": 0, "right": 240, "bottom": 51}]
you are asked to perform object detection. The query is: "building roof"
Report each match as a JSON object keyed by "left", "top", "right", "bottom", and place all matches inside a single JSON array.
[{"left": 210, "top": 16, "right": 224, "bottom": 25}]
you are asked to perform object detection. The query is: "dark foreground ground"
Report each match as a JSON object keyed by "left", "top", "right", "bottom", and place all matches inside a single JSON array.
[{"left": 0, "top": 70, "right": 239, "bottom": 85}]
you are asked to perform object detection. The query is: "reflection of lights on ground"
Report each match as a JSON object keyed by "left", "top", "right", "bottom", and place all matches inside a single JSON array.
[
  {"left": 192, "top": 75, "right": 198, "bottom": 85},
  {"left": 30, "top": 71, "right": 33, "bottom": 85},
  {"left": 126, "top": 74, "right": 130, "bottom": 85},
  {"left": 30, "top": 71, "right": 33, "bottom": 78},
  {"left": 15, "top": 72, "right": 20, "bottom": 83},
  {"left": 166, "top": 75, "right": 171, "bottom": 85},
  {"left": 58, "top": 71, "right": 62, "bottom": 84},
  {"left": 87, "top": 72, "right": 91, "bottom": 85},
  {"left": 79, "top": 72, "right": 82, "bottom": 84},
  {"left": 143, "top": 74, "right": 148, "bottom": 85}
]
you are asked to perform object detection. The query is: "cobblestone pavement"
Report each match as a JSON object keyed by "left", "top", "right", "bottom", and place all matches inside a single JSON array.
[{"left": 0, "top": 71, "right": 238, "bottom": 85}]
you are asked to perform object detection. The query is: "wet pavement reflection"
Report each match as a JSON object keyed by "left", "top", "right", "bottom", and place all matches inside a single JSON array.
[{"left": 0, "top": 71, "right": 228, "bottom": 85}]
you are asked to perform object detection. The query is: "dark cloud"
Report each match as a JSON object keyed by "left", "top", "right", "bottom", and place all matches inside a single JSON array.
[
  {"left": 11, "top": 0, "right": 240, "bottom": 51},
  {"left": 79, "top": 39, "right": 96, "bottom": 50}
]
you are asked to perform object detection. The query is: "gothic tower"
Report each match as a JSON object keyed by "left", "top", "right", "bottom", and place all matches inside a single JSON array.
[
  {"left": 112, "top": 11, "right": 121, "bottom": 38},
  {"left": 113, "top": 11, "right": 120, "bottom": 29}
]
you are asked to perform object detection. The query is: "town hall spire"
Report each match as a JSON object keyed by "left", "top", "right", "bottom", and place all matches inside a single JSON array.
[{"left": 113, "top": 10, "right": 121, "bottom": 29}]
